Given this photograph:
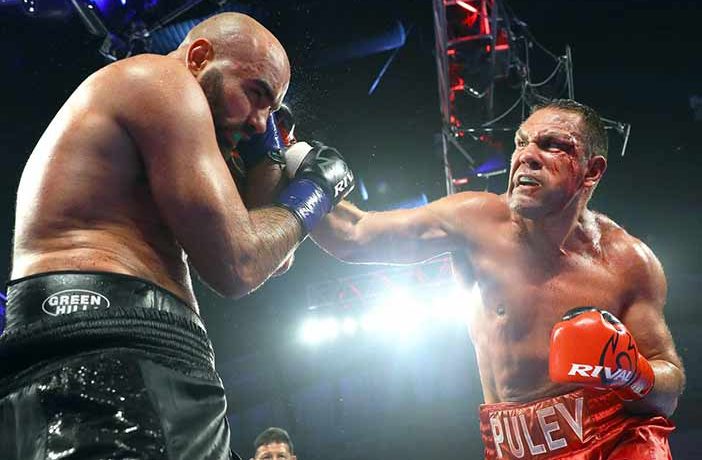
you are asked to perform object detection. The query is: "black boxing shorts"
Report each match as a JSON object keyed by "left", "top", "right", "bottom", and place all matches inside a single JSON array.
[{"left": 0, "top": 271, "right": 238, "bottom": 460}]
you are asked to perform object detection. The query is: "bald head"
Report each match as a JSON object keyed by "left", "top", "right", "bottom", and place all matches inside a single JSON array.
[
  {"left": 171, "top": 13, "right": 290, "bottom": 147},
  {"left": 179, "top": 13, "right": 290, "bottom": 84}
]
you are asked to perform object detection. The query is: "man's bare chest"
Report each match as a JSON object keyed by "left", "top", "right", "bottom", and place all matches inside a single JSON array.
[{"left": 462, "top": 246, "right": 629, "bottom": 340}]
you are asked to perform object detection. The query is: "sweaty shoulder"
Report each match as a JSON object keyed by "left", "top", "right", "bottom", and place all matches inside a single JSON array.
[
  {"left": 88, "top": 54, "right": 211, "bottom": 125},
  {"left": 595, "top": 212, "right": 666, "bottom": 299},
  {"left": 435, "top": 191, "right": 509, "bottom": 224},
  {"left": 421, "top": 191, "right": 510, "bottom": 244},
  {"left": 595, "top": 212, "right": 648, "bottom": 260}
]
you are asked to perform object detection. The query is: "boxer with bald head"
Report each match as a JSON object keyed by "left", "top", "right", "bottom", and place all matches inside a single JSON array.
[
  {"left": 0, "top": 12, "right": 353, "bottom": 459},
  {"left": 312, "top": 100, "right": 684, "bottom": 459}
]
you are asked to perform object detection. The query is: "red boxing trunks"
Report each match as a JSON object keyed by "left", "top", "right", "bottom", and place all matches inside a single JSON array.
[{"left": 480, "top": 389, "right": 674, "bottom": 459}]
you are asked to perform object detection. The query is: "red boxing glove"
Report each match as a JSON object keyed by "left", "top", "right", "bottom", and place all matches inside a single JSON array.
[{"left": 549, "top": 307, "right": 655, "bottom": 401}]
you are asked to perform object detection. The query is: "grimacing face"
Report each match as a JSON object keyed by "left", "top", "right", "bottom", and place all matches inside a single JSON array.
[
  {"left": 197, "top": 43, "right": 289, "bottom": 156},
  {"left": 506, "top": 108, "right": 592, "bottom": 219}
]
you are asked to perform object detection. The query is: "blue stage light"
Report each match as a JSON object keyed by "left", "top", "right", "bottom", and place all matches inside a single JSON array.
[
  {"left": 0, "top": 291, "right": 6, "bottom": 335},
  {"left": 474, "top": 153, "right": 507, "bottom": 176}
]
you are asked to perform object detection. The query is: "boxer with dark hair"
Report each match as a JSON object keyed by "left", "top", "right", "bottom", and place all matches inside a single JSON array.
[
  {"left": 0, "top": 12, "right": 353, "bottom": 460},
  {"left": 311, "top": 100, "right": 684, "bottom": 459}
]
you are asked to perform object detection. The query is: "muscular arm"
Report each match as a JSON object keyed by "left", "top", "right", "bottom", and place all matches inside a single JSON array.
[
  {"left": 243, "top": 159, "right": 294, "bottom": 276},
  {"left": 621, "top": 241, "right": 685, "bottom": 417},
  {"left": 116, "top": 57, "right": 300, "bottom": 298},
  {"left": 311, "top": 194, "right": 484, "bottom": 264},
  {"left": 242, "top": 158, "right": 286, "bottom": 208}
]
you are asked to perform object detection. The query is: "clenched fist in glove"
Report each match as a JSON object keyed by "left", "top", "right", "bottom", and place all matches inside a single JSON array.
[
  {"left": 549, "top": 307, "right": 655, "bottom": 401},
  {"left": 275, "top": 141, "right": 355, "bottom": 235}
]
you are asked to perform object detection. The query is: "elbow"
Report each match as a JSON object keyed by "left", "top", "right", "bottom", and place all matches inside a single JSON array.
[
  {"left": 624, "top": 394, "right": 679, "bottom": 419},
  {"left": 222, "top": 262, "right": 265, "bottom": 299},
  {"left": 650, "top": 392, "right": 680, "bottom": 418},
  {"left": 628, "top": 363, "right": 685, "bottom": 418},
  {"left": 191, "top": 239, "right": 268, "bottom": 299},
  {"left": 663, "top": 367, "right": 686, "bottom": 417},
  {"left": 225, "top": 244, "right": 275, "bottom": 297},
  {"left": 662, "top": 398, "right": 679, "bottom": 418},
  {"left": 202, "top": 258, "right": 263, "bottom": 300},
  {"left": 216, "top": 282, "right": 252, "bottom": 300},
  {"left": 660, "top": 363, "right": 686, "bottom": 417},
  {"left": 203, "top": 273, "right": 252, "bottom": 300}
]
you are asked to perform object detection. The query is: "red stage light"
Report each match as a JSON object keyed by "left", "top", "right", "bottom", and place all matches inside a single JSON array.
[
  {"left": 456, "top": 0, "right": 478, "bottom": 14},
  {"left": 465, "top": 12, "right": 479, "bottom": 28}
]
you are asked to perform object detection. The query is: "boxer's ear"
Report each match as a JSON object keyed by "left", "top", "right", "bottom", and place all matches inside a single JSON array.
[
  {"left": 583, "top": 155, "right": 606, "bottom": 188},
  {"left": 187, "top": 38, "right": 214, "bottom": 74}
]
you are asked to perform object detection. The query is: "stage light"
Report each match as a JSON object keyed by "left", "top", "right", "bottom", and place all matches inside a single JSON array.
[
  {"left": 456, "top": 0, "right": 478, "bottom": 14},
  {"left": 322, "top": 318, "right": 340, "bottom": 341},
  {"left": 341, "top": 317, "right": 358, "bottom": 335},
  {"left": 300, "top": 317, "right": 340, "bottom": 344},
  {"left": 388, "top": 308, "right": 424, "bottom": 337},
  {"left": 300, "top": 318, "right": 322, "bottom": 344},
  {"left": 367, "top": 289, "right": 427, "bottom": 338},
  {"left": 361, "top": 311, "right": 382, "bottom": 333},
  {"left": 427, "top": 285, "right": 479, "bottom": 324},
  {"left": 300, "top": 270, "right": 477, "bottom": 346},
  {"left": 310, "top": 19, "right": 407, "bottom": 66},
  {"left": 357, "top": 177, "right": 369, "bottom": 201},
  {"left": 0, "top": 291, "right": 5, "bottom": 335},
  {"left": 21, "top": 0, "right": 72, "bottom": 17}
]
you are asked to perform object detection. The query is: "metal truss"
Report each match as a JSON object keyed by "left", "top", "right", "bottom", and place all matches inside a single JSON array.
[
  {"left": 432, "top": 0, "right": 631, "bottom": 195},
  {"left": 306, "top": 256, "right": 455, "bottom": 311}
]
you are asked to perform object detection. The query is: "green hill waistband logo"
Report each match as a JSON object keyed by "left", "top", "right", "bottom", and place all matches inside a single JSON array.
[{"left": 42, "top": 289, "right": 111, "bottom": 316}]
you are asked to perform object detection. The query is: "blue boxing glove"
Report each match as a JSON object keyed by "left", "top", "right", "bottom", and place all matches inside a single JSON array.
[
  {"left": 237, "top": 113, "right": 285, "bottom": 169},
  {"left": 276, "top": 141, "right": 354, "bottom": 234}
]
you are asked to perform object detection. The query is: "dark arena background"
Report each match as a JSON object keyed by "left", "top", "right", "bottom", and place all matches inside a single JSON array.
[{"left": 1, "top": 0, "right": 700, "bottom": 458}]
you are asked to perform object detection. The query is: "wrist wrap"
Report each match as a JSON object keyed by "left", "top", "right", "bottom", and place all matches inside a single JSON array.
[{"left": 276, "top": 178, "right": 332, "bottom": 234}]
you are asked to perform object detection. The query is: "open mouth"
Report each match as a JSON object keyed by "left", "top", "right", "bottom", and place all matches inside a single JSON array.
[
  {"left": 231, "top": 132, "right": 243, "bottom": 145},
  {"left": 515, "top": 174, "right": 541, "bottom": 188},
  {"left": 217, "top": 129, "right": 245, "bottom": 151}
]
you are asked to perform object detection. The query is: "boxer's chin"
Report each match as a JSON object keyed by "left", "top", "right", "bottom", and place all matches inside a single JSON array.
[{"left": 509, "top": 195, "right": 547, "bottom": 220}]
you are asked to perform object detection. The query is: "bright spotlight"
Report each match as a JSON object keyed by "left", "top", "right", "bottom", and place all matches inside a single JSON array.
[
  {"left": 361, "top": 311, "right": 382, "bottom": 332},
  {"left": 299, "top": 284, "right": 483, "bottom": 346},
  {"left": 428, "top": 284, "right": 481, "bottom": 323},
  {"left": 322, "top": 318, "right": 340, "bottom": 341},
  {"left": 300, "top": 317, "right": 340, "bottom": 344},
  {"left": 371, "top": 289, "right": 427, "bottom": 338},
  {"left": 301, "top": 318, "right": 323, "bottom": 344},
  {"left": 389, "top": 309, "right": 423, "bottom": 337},
  {"left": 383, "top": 289, "right": 422, "bottom": 312},
  {"left": 341, "top": 317, "right": 358, "bottom": 335}
]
